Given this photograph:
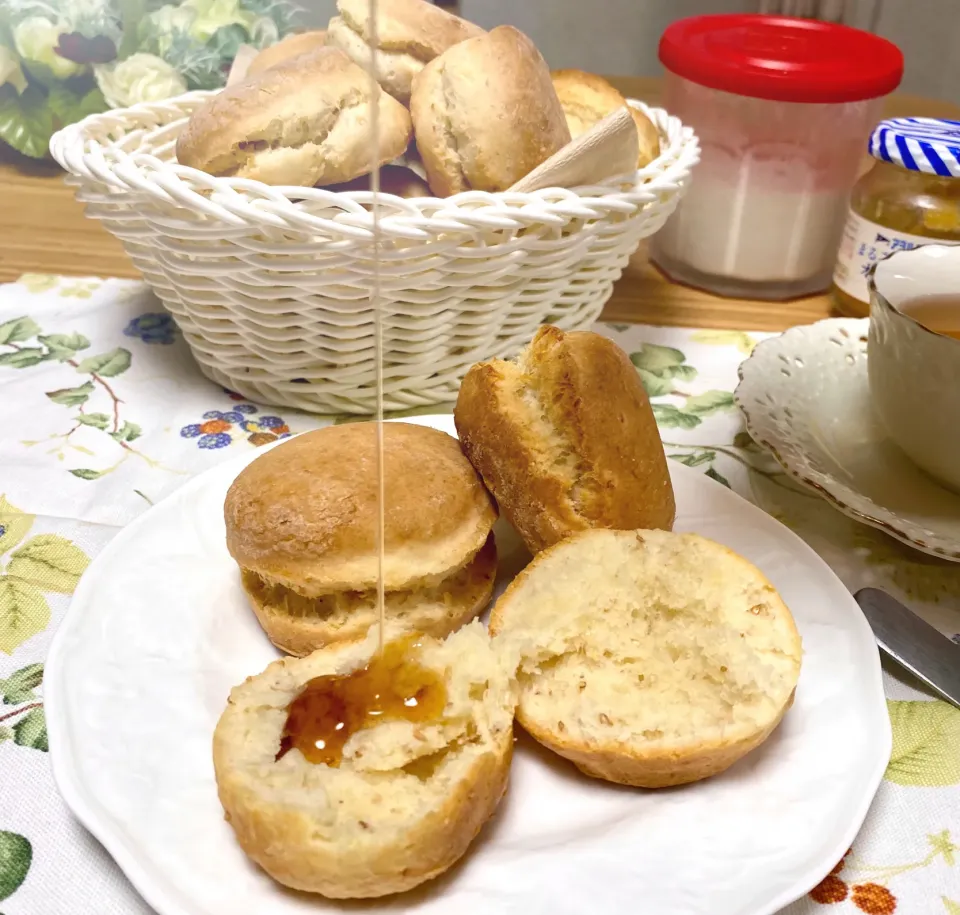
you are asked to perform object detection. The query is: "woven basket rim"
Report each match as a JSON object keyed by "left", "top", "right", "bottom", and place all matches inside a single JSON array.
[{"left": 50, "top": 91, "right": 700, "bottom": 242}]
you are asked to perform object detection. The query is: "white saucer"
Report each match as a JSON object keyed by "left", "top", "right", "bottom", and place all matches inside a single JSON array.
[
  {"left": 736, "top": 318, "right": 960, "bottom": 561},
  {"left": 45, "top": 415, "right": 890, "bottom": 915}
]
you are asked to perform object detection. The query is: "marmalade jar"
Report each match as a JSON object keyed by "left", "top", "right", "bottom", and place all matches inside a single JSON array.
[{"left": 832, "top": 118, "right": 960, "bottom": 317}]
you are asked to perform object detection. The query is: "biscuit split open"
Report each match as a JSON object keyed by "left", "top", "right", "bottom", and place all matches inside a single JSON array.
[{"left": 489, "top": 528, "right": 803, "bottom": 788}]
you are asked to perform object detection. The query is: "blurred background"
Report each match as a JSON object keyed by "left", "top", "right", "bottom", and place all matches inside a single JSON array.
[{"left": 300, "top": 0, "right": 959, "bottom": 103}]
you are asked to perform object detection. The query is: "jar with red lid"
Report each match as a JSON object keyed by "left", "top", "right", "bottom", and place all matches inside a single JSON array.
[{"left": 651, "top": 15, "right": 903, "bottom": 300}]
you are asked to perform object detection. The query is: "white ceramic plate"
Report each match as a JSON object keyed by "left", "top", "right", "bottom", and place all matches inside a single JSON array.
[
  {"left": 736, "top": 318, "right": 960, "bottom": 561},
  {"left": 46, "top": 415, "right": 890, "bottom": 915}
]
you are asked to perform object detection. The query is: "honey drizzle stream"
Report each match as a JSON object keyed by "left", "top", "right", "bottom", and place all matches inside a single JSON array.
[
  {"left": 368, "top": 0, "right": 386, "bottom": 655},
  {"left": 273, "top": 4, "right": 453, "bottom": 776}
]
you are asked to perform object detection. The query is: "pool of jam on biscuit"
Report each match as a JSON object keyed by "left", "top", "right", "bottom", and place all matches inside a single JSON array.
[{"left": 276, "top": 633, "right": 447, "bottom": 767}]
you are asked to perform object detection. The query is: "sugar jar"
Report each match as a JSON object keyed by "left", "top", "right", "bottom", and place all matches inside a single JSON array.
[
  {"left": 651, "top": 15, "right": 903, "bottom": 300},
  {"left": 832, "top": 118, "right": 960, "bottom": 317}
]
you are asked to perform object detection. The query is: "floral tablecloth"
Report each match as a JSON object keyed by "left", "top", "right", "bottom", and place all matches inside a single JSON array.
[{"left": 0, "top": 274, "right": 958, "bottom": 915}]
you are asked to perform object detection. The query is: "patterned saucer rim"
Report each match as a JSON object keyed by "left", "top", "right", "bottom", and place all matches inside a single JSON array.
[{"left": 735, "top": 318, "right": 960, "bottom": 562}]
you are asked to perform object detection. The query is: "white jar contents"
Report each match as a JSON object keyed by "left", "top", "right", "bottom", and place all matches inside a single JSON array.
[{"left": 655, "top": 150, "right": 852, "bottom": 286}]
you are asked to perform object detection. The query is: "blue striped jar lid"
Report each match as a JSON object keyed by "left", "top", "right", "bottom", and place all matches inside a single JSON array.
[{"left": 868, "top": 117, "right": 960, "bottom": 177}]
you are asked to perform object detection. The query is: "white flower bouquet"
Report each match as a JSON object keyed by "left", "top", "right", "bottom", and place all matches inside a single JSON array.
[{"left": 0, "top": 0, "right": 303, "bottom": 159}]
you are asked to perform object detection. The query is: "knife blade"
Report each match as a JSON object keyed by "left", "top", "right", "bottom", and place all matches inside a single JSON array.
[{"left": 855, "top": 588, "right": 960, "bottom": 710}]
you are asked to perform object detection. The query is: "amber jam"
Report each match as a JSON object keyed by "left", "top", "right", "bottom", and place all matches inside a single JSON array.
[{"left": 276, "top": 634, "right": 447, "bottom": 767}]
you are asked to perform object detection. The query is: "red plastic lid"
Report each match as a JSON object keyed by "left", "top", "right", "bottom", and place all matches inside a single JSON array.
[{"left": 659, "top": 14, "right": 903, "bottom": 103}]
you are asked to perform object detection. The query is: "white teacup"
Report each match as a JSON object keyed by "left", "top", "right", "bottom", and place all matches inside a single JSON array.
[{"left": 868, "top": 244, "right": 960, "bottom": 493}]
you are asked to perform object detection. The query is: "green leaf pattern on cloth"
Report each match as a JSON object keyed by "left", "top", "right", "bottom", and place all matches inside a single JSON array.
[
  {"left": 38, "top": 333, "right": 91, "bottom": 362},
  {"left": 0, "top": 317, "right": 41, "bottom": 345},
  {"left": 669, "top": 450, "right": 716, "bottom": 468},
  {"left": 0, "top": 496, "right": 34, "bottom": 556},
  {"left": 705, "top": 466, "right": 731, "bottom": 489},
  {"left": 7, "top": 535, "right": 90, "bottom": 593},
  {"left": 652, "top": 403, "right": 701, "bottom": 429},
  {"left": 0, "top": 831, "right": 31, "bottom": 902},
  {"left": 0, "top": 576, "right": 49, "bottom": 656},
  {"left": 75, "top": 348, "right": 132, "bottom": 378},
  {"left": 75, "top": 412, "right": 112, "bottom": 430},
  {"left": 68, "top": 468, "right": 104, "bottom": 480},
  {"left": 685, "top": 390, "right": 735, "bottom": 416},
  {"left": 0, "top": 313, "right": 179, "bottom": 480},
  {"left": 0, "top": 347, "right": 46, "bottom": 368},
  {"left": 0, "top": 663, "right": 43, "bottom": 705},
  {"left": 632, "top": 342, "right": 738, "bottom": 488},
  {"left": 12, "top": 707, "right": 47, "bottom": 751},
  {"left": 0, "top": 496, "right": 89, "bottom": 654},
  {"left": 630, "top": 343, "right": 688, "bottom": 373},
  {"left": 886, "top": 700, "right": 960, "bottom": 787},
  {"left": 690, "top": 330, "right": 758, "bottom": 355},
  {"left": 45, "top": 382, "right": 96, "bottom": 406}
]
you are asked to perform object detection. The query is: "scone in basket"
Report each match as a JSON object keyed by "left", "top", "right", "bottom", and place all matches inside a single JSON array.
[{"left": 50, "top": 92, "right": 699, "bottom": 414}]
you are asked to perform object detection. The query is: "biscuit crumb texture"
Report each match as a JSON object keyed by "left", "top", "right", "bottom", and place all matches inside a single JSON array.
[
  {"left": 213, "top": 621, "right": 516, "bottom": 897},
  {"left": 489, "top": 529, "right": 802, "bottom": 788}
]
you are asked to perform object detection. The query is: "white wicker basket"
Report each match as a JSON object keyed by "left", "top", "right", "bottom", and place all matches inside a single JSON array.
[{"left": 50, "top": 92, "right": 699, "bottom": 414}]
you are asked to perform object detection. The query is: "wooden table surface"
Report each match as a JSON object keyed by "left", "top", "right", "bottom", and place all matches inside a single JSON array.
[{"left": 2, "top": 76, "right": 960, "bottom": 331}]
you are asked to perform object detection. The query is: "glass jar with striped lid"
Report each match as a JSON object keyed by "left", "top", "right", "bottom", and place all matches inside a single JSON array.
[{"left": 833, "top": 117, "right": 960, "bottom": 317}]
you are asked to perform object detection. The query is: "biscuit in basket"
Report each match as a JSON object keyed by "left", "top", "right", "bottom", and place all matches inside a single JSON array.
[
  {"left": 213, "top": 621, "right": 516, "bottom": 897},
  {"left": 410, "top": 25, "right": 571, "bottom": 196},
  {"left": 327, "top": 0, "right": 484, "bottom": 104},
  {"left": 455, "top": 325, "right": 675, "bottom": 555},
  {"left": 552, "top": 69, "right": 660, "bottom": 167},
  {"left": 489, "top": 529, "right": 803, "bottom": 788},
  {"left": 246, "top": 30, "right": 327, "bottom": 76},
  {"left": 324, "top": 164, "right": 432, "bottom": 197},
  {"left": 224, "top": 422, "right": 498, "bottom": 655},
  {"left": 176, "top": 47, "right": 412, "bottom": 186}
]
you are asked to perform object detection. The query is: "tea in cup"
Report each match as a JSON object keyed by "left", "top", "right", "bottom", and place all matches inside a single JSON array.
[{"left": 868, "top": 244, "right": 960, "bottom": 492}]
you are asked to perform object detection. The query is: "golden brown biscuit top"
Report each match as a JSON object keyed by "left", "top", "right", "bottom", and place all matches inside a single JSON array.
[
  {"left": 338, "top": 0, "right": 484, "bottom": 58},
  {"left": 224, "top": 422, "right": 496, "bottom": 594},
  {"left": 522, "top": 326, "right": 676, "bottom": 529},
  {"left": 246, "top": 31, "right": 328, "bottom": 77},
  {"left": 176, "top": 47, "right": 406, "bottom": 178}
]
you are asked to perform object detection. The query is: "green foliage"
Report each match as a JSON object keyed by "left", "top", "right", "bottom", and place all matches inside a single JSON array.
[
  {"left": 110, "top": 420, "right": 141, "bottom": 443},
  {"left": 886, "top": 700, "right": 960, "bottom": 786},
  {"left": 0, "top": 576, "right": 49, "bottom": 655},
  {"left": 7, "top": 534, "right": 90, "bottom": 593},
  {"left": 0, "top": 347, "right": 46, "bottom": 368},
  {"left": 0, "top": 663, "right": 42, "bottom": 705},
  {"left": 651, "top": 403, "right": 700, "bottom": 430},
  {"left": 705, "top": 466, "right": 731, "bottom": 489},
  {"left": 0, "top": 496, "right": 32, "bottom": 557},
  {"left": 0, "top": 83, "right": 106, "bottom": 159},
  {"left": 68, "top": 468, "right": 103, "bottom": 480},
  {"left": 0, "top": 831, "right": 31, "bottom": 902},
  {"left": 12, "top": 706, "right": 46, "bottom": 750},
  {"left": 1, "top": 0, "right": 303, "bottom": 157},
  {"left": 669, "top": 450, "right": 716, "bottom": 468},
  {"left": 75, "top": 412, "right": 111, "bottom": 430},
  {"left": 240, "top": 0, "right": 302, "bottom": 34},
  {"left": 76, "top": 347, "right": 131, "bottom": 377},
  {"left": 0, "top": 317, "right": 40, "bottom": 346},
  {"left": 38, "top": 332, "right": 91, "bottom": 362},
  {"left": 684, "top": 391, "right": 735, "bottom": 416},
  {"left": 46, "top": 382, "right": 95, "bottom": 406}
]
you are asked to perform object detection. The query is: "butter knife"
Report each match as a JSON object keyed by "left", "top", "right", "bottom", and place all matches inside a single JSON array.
[{"left": 855, "top": 588, "right": 960, "bottom": 710}]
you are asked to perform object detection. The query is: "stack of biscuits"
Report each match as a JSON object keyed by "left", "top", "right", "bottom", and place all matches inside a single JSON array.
[
  {"left": 213, "top": 326, "right": 803, "bottom": 901},
  {"left": 224, "top": 421, "right": 497, "bottom": 656}
]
